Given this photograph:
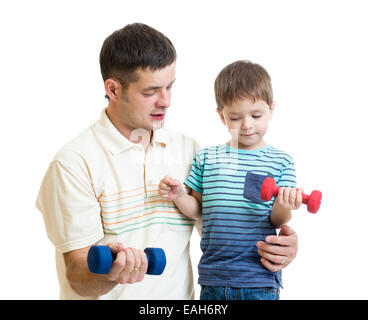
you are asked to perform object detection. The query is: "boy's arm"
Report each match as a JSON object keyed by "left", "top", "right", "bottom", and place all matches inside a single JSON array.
[
  {"left": 270, "top": 187, "right": 303, "bottom": 229},
  {"left": 174, "top": 188, "right": 202, "bottom": 220},
  {"left": 158, "top": 176, "right": 202, "bottom": 220}
]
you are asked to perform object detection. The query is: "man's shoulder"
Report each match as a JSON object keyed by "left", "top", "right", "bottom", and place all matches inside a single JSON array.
[{"left": 52, "top": 125, "right": 100, "bottom": 167}]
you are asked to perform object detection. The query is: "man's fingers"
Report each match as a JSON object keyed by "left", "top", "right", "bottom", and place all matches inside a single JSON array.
[
  {"left": 108, "top": 242, "right": 124, "bottom": 254},
  {"left": 257, "top": 240, "right": 289, "bottom": 256},
  {"left": 127, "top": 248, "right": 142, "bottom": 283},
  {"left": 258, "top": 246, "right": 287, "bottom": 264},
  {"left": 137, "top": 250, "right": 148, "bottom": 282},
  {"left": 108, "top": 249, "right": 126, "bottom": 281},
  {"left": 264, "top": 235, "right": 290, "bottom": 247},
  {"left": 260, "top": 257, "right": 283, "bottom": 273}
]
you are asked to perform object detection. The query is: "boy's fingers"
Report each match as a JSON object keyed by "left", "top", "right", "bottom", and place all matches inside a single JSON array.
[
  {"left": 164, "top": 176, "right": 180, "bottom": 187},
  {"left": 289, "top": 188, "right": 297, "bottom": 206},
  {"left": 296, "top": 189, "right": 303, "bottom": 206},
  {"left": 159, "top": 181, "right": 171, "bottom": 191},
  {"left": 283, "top": 187, "right": 290, "bottom": 202},
  {"left": 276, "top": 187, "right": 284, "bottom": 202}
]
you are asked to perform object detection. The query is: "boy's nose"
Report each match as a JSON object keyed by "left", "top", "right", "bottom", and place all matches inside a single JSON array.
[{"left": 241, "top": 119, "right": 252, "bottom": 130}]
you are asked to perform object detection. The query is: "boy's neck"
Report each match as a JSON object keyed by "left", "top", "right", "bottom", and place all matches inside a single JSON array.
[{"left": 227, "top": 139, "right": 267, "bottom": 151}]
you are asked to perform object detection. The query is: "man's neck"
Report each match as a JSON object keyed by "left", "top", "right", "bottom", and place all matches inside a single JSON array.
[{"left": 106, "top": 106, "right": 152, "bottom": 152}]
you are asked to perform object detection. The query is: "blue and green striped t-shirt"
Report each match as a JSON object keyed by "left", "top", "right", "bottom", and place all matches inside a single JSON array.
[{"left": 184, "top": 143, "right": 297, "bottom": 288}]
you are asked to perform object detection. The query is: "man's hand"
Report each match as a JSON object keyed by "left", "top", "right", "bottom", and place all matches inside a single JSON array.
[
  {"left": 106, "top": 242, "right": 148, "bottom": 284},
  {"left": 158, "top": 176, "right": 184, "bottom": 201},
  {"left": 256, "top": 225, "right": 298, "bottom": 272}
]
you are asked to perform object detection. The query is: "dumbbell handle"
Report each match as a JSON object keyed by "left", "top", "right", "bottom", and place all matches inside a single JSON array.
[
  {"left": 268, "top": 185, "right": 311, "bottom": 204},
  {"left": 87, "top": 246, "right": 166, "bottom": 275}
]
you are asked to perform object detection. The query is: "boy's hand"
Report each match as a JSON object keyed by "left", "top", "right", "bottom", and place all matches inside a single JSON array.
[
  {"left": 274, "top": 187, "right": 303, "bottom": 210},
  {"left": 158, "top": 176, "right": 185, "bottom": 201}
]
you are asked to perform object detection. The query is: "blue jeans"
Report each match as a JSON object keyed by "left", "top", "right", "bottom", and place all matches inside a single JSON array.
[{"left": 200, "top": 285, "right": 280, "bottom": 300}]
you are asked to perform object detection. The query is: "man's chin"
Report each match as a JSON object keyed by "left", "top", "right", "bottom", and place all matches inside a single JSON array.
[{"left": 150, "top": 119, "right": 165, "bottom": 130}]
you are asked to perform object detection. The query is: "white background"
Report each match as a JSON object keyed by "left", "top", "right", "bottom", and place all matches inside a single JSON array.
[{"left": 1, "top": 0, "right": 367, "bottom": 299}]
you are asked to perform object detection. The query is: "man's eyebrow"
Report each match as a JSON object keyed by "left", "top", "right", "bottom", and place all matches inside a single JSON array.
[{"left": 142, "top": 79, "right": 176, "bottom": 91}]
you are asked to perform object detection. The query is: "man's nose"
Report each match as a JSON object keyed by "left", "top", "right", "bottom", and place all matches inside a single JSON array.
[{"left": 156, "top": 89, "right": 171, "bottom": 108}]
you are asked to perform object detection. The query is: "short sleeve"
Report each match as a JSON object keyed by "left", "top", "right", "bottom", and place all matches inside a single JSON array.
[
  {"left": 36, "top": 161, "right": 104, "bottom": 253},
  {"left": 277, "top": 157, "right": 297, "bottom": 188},
  {"left": 184, "top": 150, "right": 205, "bottom": 194}
]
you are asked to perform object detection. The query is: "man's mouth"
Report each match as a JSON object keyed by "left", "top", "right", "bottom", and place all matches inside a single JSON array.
[{"left": 150, "top": 113, "right": 165, "bottom": 121}]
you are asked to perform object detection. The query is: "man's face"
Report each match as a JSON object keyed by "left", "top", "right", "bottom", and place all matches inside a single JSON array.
[
  {"left": 117, "top": 62, "right": 176, "bottom": 134},
  {"left": 218, "top": 98, "right": 274, "bottom": 150}
]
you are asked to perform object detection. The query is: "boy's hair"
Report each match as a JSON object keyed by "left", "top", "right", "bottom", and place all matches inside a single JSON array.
[
  {"left": 100, "top": 23, "right": 176, "bottom": 98},
  {"left": 214, "top": 60, "right": 273, "bottom": 110}
]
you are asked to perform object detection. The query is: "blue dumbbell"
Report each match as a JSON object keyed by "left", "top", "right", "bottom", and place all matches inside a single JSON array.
[{"left": 87, "top": 245, "right": 166, "bottom": 275}]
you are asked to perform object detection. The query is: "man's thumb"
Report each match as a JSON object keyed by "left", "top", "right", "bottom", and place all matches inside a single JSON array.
[{"left": 279, "top": 224, "right": 291, "bottom": 236}]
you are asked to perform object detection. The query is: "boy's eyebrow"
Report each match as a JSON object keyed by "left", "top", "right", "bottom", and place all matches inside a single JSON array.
[
  {"left": 142, "top": 79, "right": 176, "bottom": 91},
  {"left": 229, "top": 108, "right": 264, "bottom": 114}
]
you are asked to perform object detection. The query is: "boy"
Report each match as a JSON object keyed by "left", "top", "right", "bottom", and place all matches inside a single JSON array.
[{"left": 158, "top": 60, "right": 302, "bottom": 300}]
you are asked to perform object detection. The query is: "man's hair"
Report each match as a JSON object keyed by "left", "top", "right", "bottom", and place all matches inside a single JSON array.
[
  {"left": 100, "top": 23, "right": 176, "bottom": 98},
  {"left": 214, "top": 60, "right": 273, "bottom": 110}
]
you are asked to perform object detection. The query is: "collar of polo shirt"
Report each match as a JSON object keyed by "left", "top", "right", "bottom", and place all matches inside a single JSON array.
[{"left": 94, "top": 109, "right": 168, "bottom": 155}]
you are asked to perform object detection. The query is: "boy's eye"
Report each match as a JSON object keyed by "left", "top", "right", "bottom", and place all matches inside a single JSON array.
[
  {"left": 253, "top": 115, "right": 262, "bottom": 119},
  {"left": 230, "top": 118, "right": 241, "bottom": 121}
]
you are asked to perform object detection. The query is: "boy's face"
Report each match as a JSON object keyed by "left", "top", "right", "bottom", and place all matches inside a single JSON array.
[
  {"left": 217, "top": 98, "right": 274, "bottom": 150},
  {"left": 115, "top": 62, "right": 176, "bottom": 133}
]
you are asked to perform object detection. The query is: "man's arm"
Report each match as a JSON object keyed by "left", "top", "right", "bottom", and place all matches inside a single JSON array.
[{"left": 63, "top": 242, "right": 148, "bottom": 297}]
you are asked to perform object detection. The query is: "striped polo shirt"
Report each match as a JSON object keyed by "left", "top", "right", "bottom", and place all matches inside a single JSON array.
[
  {"left": 36, "top": 108, "right": 201, "bottom": 299},
  {"left": 184, "top": 143, "right": 296, "bottom": 289}
]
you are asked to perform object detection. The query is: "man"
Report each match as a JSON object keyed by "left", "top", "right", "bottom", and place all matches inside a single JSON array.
[{"left": 36, "top": 23, "right": 298, "bottom": 300}]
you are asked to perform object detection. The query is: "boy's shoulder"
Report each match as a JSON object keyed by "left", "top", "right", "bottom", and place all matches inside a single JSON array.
[
  {"left": 264, "top": 145, "right": 295, "bottom": 164},
  {"left": 194, "top": 143, "right": 226, "bottom": 159}
]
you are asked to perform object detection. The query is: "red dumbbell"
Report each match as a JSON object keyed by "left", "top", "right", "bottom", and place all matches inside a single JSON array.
[{"left": 260, "top": 177, "right": 322, "bottom": 214}]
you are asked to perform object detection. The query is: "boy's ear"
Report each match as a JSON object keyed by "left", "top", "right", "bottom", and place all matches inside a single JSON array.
[
  {"left": 216, "top": 108, "right": 227, "bottom": 125},
  {"left": 269, "top": 101, "right": 275, "bottom": 119}
]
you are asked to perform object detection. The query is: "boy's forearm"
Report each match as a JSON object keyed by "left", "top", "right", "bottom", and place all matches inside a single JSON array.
[
  {"left": 270, "top": 204, "right": 292, "bottom": 229},
  {"left": 174, "top": 193, "right": 202, "bottom": 220}
]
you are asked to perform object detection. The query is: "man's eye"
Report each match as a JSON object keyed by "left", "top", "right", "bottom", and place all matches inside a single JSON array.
[
  {"left": 253, "top": 115, "right": 262, "bottom": 119},
  {"left": 143, "top": 92, "right": 155, "bottom": 97}
]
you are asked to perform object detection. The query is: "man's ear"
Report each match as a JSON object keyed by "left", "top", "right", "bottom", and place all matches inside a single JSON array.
[
  {"left": 216, "top": 108, "right": 227, "bottom": 125},
  {"left": 104, "top": 79, "right": 121, "bottom": 102}
]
